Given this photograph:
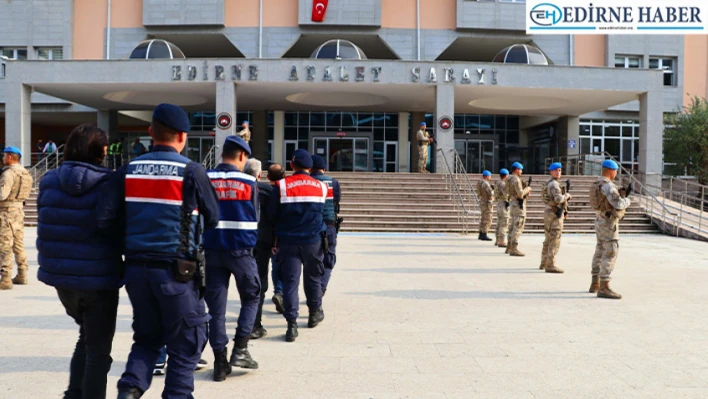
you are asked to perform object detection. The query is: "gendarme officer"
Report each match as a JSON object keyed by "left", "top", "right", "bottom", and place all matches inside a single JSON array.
[
  {"left": 267, "top": 149, "right": 328, "bottom": 342},
  {"left": 310, "top": 155, "right": 341, "bottom": 296},
  {"left": 203, "top": 136, "right": 260, "bottom": 381},
  {"left": 100, "top": 104, "right": 219, "bottom": 399}
]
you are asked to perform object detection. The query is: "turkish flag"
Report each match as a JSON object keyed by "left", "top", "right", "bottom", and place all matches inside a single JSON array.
[{"left": 312, "top": 0, "right": 328, "bottom": 22}]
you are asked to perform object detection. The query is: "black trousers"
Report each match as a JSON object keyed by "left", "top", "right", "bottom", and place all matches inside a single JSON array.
[
  {"left": 57, "top": 288, "right": 119, "bottom": 399},
  {"left": 254, "top": 242, "right": 272, "bottom": 327}
]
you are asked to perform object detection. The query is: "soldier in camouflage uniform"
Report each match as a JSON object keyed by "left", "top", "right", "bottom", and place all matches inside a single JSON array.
[
  {"left": 494, "top": 169, "right": 510, "bottom": 248},
  {"left": 416, "top": 122, "right": 432, "bottom": 173},
  {"left": 588, "top": 160, "right": 630, "bottom": 299},
  {"left": 238, "top": 121, "right": 252, "bottom": 143},
  {"left": 505, "top": 162, "right": 532, "bottom": 256},
  {"left": 540, "top": 162, "right": 572, "bottom": 273},
  {"left": 476, "top": 170, "right": 494, "bottom": 241},
  {"left": 0, "top": 147, "right": 33, "bottom": 290}
]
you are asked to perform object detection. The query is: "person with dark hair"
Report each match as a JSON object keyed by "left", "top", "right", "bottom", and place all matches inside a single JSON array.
[
  {"left": 99, "top": 104, "right": 219, "bottom": 399},
  {"left": 36, "top": 124, "right": 122, "bottom": 398}
]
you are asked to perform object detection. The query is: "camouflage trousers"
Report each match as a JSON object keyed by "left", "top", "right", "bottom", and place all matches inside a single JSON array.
[
  {"left": 591, "top": 215, "right": 620, "bottom": 281},
  {"left": 507, "top": 206, "right": 526, "bottom": 245},
  {"left": 0, "top": 208, "right": 28, "bottom": 276},
  {"left": 541, "top": 209, "right": 564, "bottom": 268},
  {"left": 479, "top": 201, "right": 493, "bottom": 234},
  {"left": 495, "top": 203, "right": 509, "bottom": 241},
  {"left": 418, "top": 146, "right": 428, "bottom": 172}
]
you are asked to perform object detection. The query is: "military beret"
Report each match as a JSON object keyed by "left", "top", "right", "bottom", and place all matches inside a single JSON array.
[
  {"left": 482, "top": 170, "right": 491, "bottom": 177},
  {"left": 242, "top": 121, "right": 249, "bottom": 125},
  {"left": 3, "top": 146, "right": 22, "bottom": 157},
  {"left": 500, "top": 168, "right": 509, "bottom": 175},
  {"left": 602, "top": 159, "right": 619, "bottom": 170},
  {"left": 292, "top": 149, "right": 313, "bottom": 169},
  {"left": 420, "top": 122, "right": 426, "bottom": 126},
  {"left": 548, "top": 162, "right": 562, "bottom": 171},
  {"left": 153, "top": 103, "right": 191, "bottom": 133},
  {"left": 311, "top": 154, "right": 327, "bottom": 170},
  {"left": 511, "top": 162, "right": 524, "bottom": 170},
  {"left": 223, "top": 135, "right": 251, "bottom": 156}
]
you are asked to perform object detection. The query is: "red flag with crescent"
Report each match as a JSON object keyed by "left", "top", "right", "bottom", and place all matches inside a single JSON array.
[{"left": 312, "top": 0, "right": 328, "bottom": 22}]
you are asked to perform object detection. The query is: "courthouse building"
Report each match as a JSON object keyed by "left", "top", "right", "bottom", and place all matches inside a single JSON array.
[{"left": 1, "top": 0, "right": 707, "bottom": 185}]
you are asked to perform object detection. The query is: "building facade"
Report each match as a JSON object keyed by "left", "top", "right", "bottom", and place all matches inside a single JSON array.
[{"left": 1, "top": 0, "right": 706, "bottom": 184}]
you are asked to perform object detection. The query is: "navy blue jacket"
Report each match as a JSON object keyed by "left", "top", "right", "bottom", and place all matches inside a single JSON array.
[
  {"left": 256, "top": 181, "right": 275, "bottom": 247},
  {"left": 37, "top": 162, "right": 124, "bottom": 291},
  {"left": 267, "top": 171, "right": 327, "bottom": 245},
  {"left": 311, "top": 171, "right": 341, "bottom": 223},
  {"left": 97, "top": 146, "right": 219, "bottom": 263}
]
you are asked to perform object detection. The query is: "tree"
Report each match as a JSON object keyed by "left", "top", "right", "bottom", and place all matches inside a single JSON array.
[{"left": 664, "top": 97, "right": 708, "bottom": 184}]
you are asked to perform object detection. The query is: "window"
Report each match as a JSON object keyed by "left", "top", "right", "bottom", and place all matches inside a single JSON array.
[
  {"left": 580, "top": 119, "right": 640, "bottom": 169},
  {"left": 649, "top": 57, "right": 676, "bottom": 86},
  {"left": 37, "top": 47, "right": 63, "bottom": 60},
  {"left": 614, "top": 55, "right": 641, "bottom": 69},
  {"left": 1, "top": 48, "right": 27, "bottom": 60}
]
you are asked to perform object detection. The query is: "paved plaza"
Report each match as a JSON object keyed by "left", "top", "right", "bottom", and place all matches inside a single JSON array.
[{"left": 2, "top": 228, "right": 708, "bottom": 398}]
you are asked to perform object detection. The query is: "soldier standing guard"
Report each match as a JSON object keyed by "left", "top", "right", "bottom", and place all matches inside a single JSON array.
[
  {"left": 238, "top": 121, "right": 251, "bottom": 144},
  {"left": 540, "top": 162, "right": 572, "bottom": 274},
  {"left": 476, "top": 170, "right": 494, "bottom": 241},
  {"left": 0, "top": 146, "right": 32, "bottom": 290},
  {"left": 494, "top": 169, "right": 510, "bottom": 248},
  {"left": 416, "top": 122, "right": 433, "bottom": 173},
  {"left": 505, "top": 162, "right": 532, "bottom": 257},
  {"left": 588, "top": 160, "right": 630, "bottom": 299}
]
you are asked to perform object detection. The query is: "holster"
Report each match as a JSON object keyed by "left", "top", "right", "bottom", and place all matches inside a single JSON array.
[
  {"left": 518, "top": 198, "right": 524, "bottom": 210},
  {"left": 335, "top": 216, "right": 344, "bottom": 233},
  {"left": 172, "top": 258, "right": 197, "bottom": 283},
  {"left": 321, "top": 230, "right": 329, "bottom": 253}
]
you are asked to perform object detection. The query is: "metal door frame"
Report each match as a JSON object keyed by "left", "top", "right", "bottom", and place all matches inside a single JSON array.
[{"left": 310, "top": 131, "right": 374, "bottom": 172}]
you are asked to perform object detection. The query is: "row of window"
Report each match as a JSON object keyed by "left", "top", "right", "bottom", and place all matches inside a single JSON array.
[
  {"left": 580, "top": 120, "right": 639, "bottom": 165},
  {"left": 1, "top": 47, "right": 63, "bottom": 60},
  {"left": 614, "top": 55, "right": 676, "bottom": 86}
]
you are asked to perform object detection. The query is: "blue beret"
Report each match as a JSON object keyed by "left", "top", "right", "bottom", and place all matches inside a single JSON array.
[
  {"left": 602, "top": 160, "right": 619, "bottom": 170},
  {"left": 420, "top": 122, "right": 426, "bottom": 126},
  {"left": 482, "top": 170, "right": 491, "bottom": 177},
  {"left": 500, "top": 168, "right": 509, "bottom": 175},
  {"left": 292, "top": 149, "right": 313, "bottom": 169},
  {"left": 512, "top": 162, "right": 523, "bottom": 170},
  {"left": 3, "top": 146, "right": 22, "bottom": 157},
  {"left": 153, "top": 103, "right": 190, "bottom": 133},
  {"left": 311, "top": 154, "right": 327, "bottom": 170},
  {"left": 242, "top": 121, "right": 249, "bottom": 125},
  {"left": 223, "top": 135, "right": 251, "bottom": 156},
  {"left": 548, "top": 162, "right": 562, "bottom": 171}
]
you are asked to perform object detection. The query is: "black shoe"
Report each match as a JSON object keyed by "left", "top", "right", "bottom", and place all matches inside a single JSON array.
[
  {"left": 478, "top": 233, "right": 483, "bottom": 240},
  {"left": 195, "top": 358, "right": 208, "bottom": 371},
  {"left": 286, "top": 320, "right": 298, "bottom": 342},
  {"left": 213, "top": 350, "right": 232, "bottom": 382},
  {"left": 152, "top": 359, "right": 166, "bottom": 376},
  {"left": 308, "top": 307, "right": 325, "bottom": 328},
  {"left": 250, "top": 325, "right": 268, "bottom": 340},
  {"left": 480, "top": 233, "right": 493, "bottom": 241},
  {"left": 272, "top": 293, "right": 285, "bottom": 314},
  {"left": 230, "top": 347, "right": 259, "bottom": 369},
  {"left": 117, "top": 388, "right": 143, "bottom": 399}
]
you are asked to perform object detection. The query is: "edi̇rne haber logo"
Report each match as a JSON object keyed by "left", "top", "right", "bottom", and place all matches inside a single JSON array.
[{"left": 526, "top": 0, "right": 707, "bottom": 34}]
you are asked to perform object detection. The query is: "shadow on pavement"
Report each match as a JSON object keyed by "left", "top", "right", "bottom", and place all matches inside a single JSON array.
[
  {"left": 352, "top": 267, "right": 538, "bottom": 274},
  {"left": 345, "top": 289, "right": 590, "bottom": 300},
  {"left": 0, "top": 356, "right": 126, "bottom": 375}
]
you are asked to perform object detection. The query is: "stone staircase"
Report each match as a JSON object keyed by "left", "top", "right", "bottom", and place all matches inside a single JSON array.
[{"left": 24, "top": 172, "right": 661, "bottom": 234}]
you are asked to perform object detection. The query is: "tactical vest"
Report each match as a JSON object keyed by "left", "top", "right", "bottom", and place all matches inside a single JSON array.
[
  {"left": 0, "top": 166, "right": 32, "bottom": 206},
  {"left": 542, "top": 179, "right": 552, "bottom": 205},
  {"left": 590, "top": 178, "right": 626, "bottom": 219},
  {"left": 495, "top": 180, "right": 508, "bottom": 203},
  {"left": 275, "top": 173, "right": 327, "bottom": 240},
  {"left": 505, "top": 175, "right": 520, "bottom": 199},
  {"left": 476, "top": 180, "right": 493, "bottom": 201},
  {"left": 312, "top": 173, "right": 336, "bottom": 222},
  {"left": 124, "top": 151, "right": 196, "bottom": 256},
  {"left": 202, "top": 168, "right": 258, "bottom": 251}
]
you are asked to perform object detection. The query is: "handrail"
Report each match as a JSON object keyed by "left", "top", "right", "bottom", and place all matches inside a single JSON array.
[
  {"left": 202, "top": 145, "right": 219, "bottom": 170},
  {"left": 437, "top": 148, "right": 470, "bottom": 234},
  {"left": 29, "top": 145, "right": 65, "bottom": 189},
  {"left": 449, "top": 149, "right": 482, "bottom": 213}
]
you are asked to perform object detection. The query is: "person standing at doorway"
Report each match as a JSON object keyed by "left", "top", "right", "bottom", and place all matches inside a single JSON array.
[
  {"left": 417, "top": 122, "right": 433, "bottom": 173},
  {"left": 540, "top": 162, "right": 571, "bottom": 273},
  {"left": 476, "top": 170, "right": 494, "bottom": 241},
  {"left": 494, "top": 169, "right": 510, "bottom": 248},
  {"left": 505, "top": 162, "right": 532, "bottom": 257},
  {"left": 36, "top": 139, "right": 44, "bottom": 163},
  {"left": 43, "top": 139, "right": 57, "bottom": 157}
]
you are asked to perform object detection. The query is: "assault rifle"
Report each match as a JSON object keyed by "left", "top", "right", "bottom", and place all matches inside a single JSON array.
[
  {"left": 518, "top": 175, "right": 532, "bottom": 210},
  {"left": 619, "top": 182, "right": 634, "bottom": 198},
  {"left": 556, "top": 179, "right": 571, "bottom": 219}
]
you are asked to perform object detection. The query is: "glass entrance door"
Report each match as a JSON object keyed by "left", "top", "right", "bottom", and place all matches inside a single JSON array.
[
  {"left": 284, "top": 140, "right": 299, "bottom": 171},
  {"left": 187, "top": 137, "right": 215, "bottom": 163},
  {"left": 312, "top": 137, "right": 370, "bottom": 172},
  {"left": 455, "top": 139, "right": 495, "bottom": 173}
]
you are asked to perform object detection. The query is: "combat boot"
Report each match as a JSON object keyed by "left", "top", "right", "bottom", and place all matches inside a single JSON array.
[
  {"left": 539, "top": 263, "right": 546, "bottom": 270},
  {"left": 285, "top": 320, "right": 298, "bottom": 342},
  {"left": 597, "top": 281, "right": 622, "bottom": 299},
  {"left": 213, "top": 349, "right": 232, "bottom": 381},
  {"left": 509, "top": 244, "right": 525, "bottom": 257},
  {"left": 308, "top": 307, "right": 325, "bottom": 328},
  {"left": 504, "top": 244, "right": 510, "bottom": 254},
  {"left": 588, "top": 276, "right": 600, "bottom": 293},
  {"left": 498, "top": 240, "right": 507, "bottom": 248},
  {"left": 117, "top": 388, "right": 143, "bottom": 399},
  {"left": 0, "top": 271, "right": 13, "bottom": 290},
  {"left": 544, "top": 266, "right": 564, "bottom": 274},
  {"left": 230, "top": 346, "right": 259, "bottom": 369},
  {"left": 272, "top": 293, "right": 285, "bottom": 314},
  {"left": 12, "top": 268, "right": 28, "bottom": 285},
  {"left": 479, "top": 233, "right": 493, "bottom": 241},
  {"left": 250, "top": 325, "right": 267, "bottom": 340}
]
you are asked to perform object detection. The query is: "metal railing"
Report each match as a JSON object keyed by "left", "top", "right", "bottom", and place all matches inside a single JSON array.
[
  {"left": 202, "top": 145, "right": 219, "bottom": 170},
  {"left": 437, "top": 148, "right": 472, "bottom": 234},
  {"left": 450, "top": 149, "right": 482, "bottom": 218},
  {"left": 29, "top": 145, "right": 64, "bottom": 189}
]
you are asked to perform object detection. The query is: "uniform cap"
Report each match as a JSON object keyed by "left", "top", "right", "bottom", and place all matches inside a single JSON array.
[
  {"left": 482, "top": 170, "right": 491, "bottom": 177},
  {"left": 500, "top": 168, "right": 509, "bottom": 175},
  {"left": 511, "top": 161, "right": 523, "bottom": 170},
  {"left": 242, "top": 121, "right": 249, "bottom": 125},
  {"left": 420, "top": 122, "right": 426, "bottom": 126},
  {"left": 602, "top": 159, "right": 619, "bottom": 170},
  {"left": 311, "top": 154, "right": 327, "bottom": 170},
  {"left": 153, "top": 103, "right": 191, "bottom": 133},
  {"left": 548, "top": 162, "right": 562, "bottom": 171},
  {"left": 2, "top": 146, "right": 22, "bottom": 157},
  {"left": 292, "top": 149, "right": 313, "bottom": 169},
  {"left": 223, "top": 135, "right": 252, "bottom": 156}
]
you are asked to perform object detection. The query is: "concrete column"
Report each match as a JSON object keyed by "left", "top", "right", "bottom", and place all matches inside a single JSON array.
[
  {"left": 215, "top": 81, "right": 237, "bottom": 161},
  {"left": 97, "top": 110, "right": 119, "bottom": 138},
  {"left": 639, "top": 89, "right": 663, "bottom": 189},
  {"left": 557, "top": 116, "right": 580, "bottom": 158},
  {"left": 251, "top": 110, "right": 268, "bottom": 163},
  {"left": 272, "top": 111, "right": 285, "bottom": 166},
  {"left": 410, "top": 112, "right": 425, "bottom": 173},
  {"left": 5, "top": 83, "right": 32, "bottom": 166},
  {"left": 435, "top": 85, "right": 455, "bottom": 174},
  {"left": 397, "top": 112, "right": 409, "bottom": 172}
]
